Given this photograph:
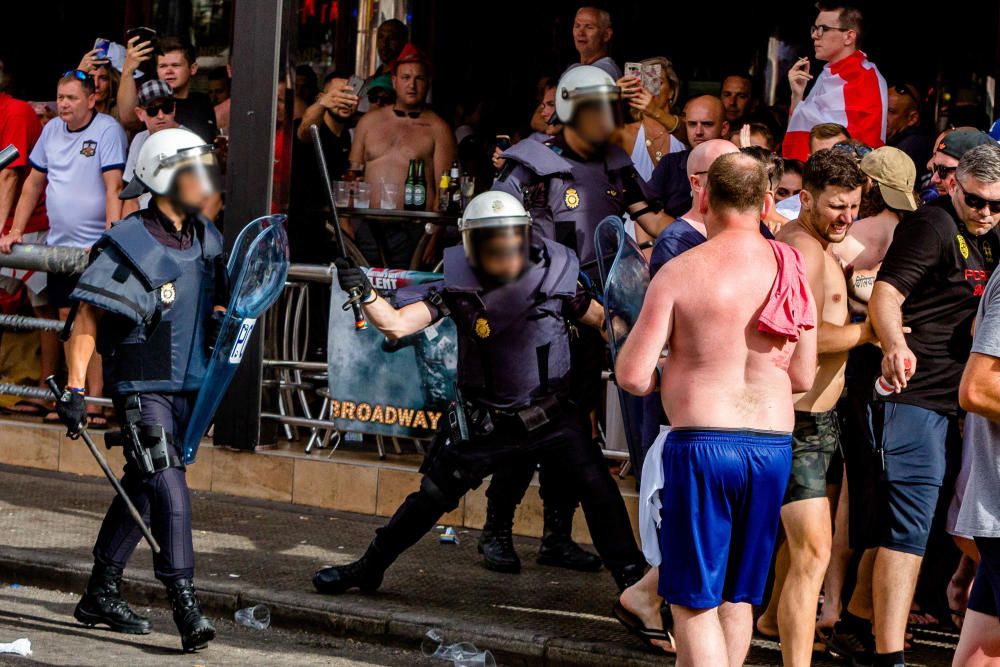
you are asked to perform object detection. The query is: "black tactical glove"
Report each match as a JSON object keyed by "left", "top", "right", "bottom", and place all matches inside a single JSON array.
[
  {"left": 334, "top": 257, "right": 374, "bottom": 303},
  {"left": 55, "top": 389, "right": 87, "bottom": 437},
  {"left": 206, "top": 310, "right": 226, "bottom": 355}
]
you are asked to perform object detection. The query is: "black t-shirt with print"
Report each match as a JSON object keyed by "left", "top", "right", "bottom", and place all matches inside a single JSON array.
[{"left": 877, "top": 197, "right": 999, "bottom": 414}]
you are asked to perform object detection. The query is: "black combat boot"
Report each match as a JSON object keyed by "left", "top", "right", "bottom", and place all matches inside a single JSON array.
[
  {"left": 477, "top": 503, "right": 521, "bottom": 573},
  {"left": 536, "top": 505, "right": 602, "bottom": 572},
  {"left": 166, "top": 578, "right": 215, "bottom": 652},
  {"left": 74, "top": 561, "right": 152, "bottom": 634},
  {"left": 313, "top": 542, "right": 389, "bottom": 594}
]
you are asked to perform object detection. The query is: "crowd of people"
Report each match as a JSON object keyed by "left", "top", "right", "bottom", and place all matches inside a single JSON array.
[{"left": 1, "top": 2, "right": 1000, "bottom": 665}]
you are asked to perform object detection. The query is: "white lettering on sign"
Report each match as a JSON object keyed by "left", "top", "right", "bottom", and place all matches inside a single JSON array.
[
  {"left": 228, "top": 319, "right": 257, "bottom": 363},
  {"left": 372, "top": 275, "right": 398, "bottom": 290}
]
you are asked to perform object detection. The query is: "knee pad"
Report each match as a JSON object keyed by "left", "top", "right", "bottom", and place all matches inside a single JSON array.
[{"left": 420, "top": 475, "right": 462, "bottom": 513}]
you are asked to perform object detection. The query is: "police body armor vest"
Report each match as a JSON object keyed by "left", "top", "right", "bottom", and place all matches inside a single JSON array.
[
  {"left": 502, "top": 137, "right": 634, "bottom": 268},
  {"left": 439, "top": 237, "right": 579, "bottom": 410},
  {"left": 71, "top": 212, "right": 223, "bottom": 395}
]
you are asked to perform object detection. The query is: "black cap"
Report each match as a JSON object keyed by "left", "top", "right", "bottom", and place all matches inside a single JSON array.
[{"left": 938, "top": 129, "right": 995, "bottom": 160}]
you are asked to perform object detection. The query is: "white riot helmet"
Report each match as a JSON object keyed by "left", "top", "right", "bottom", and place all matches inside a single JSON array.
[
  {"left": 459, "top": 191, "right": 532, "bottom": 279},
  {"left": 120, "top": 127, "right": 220, "bottom": 209},
  {"left": 554, "top": 64, "right": 621, "bottom": 125}
]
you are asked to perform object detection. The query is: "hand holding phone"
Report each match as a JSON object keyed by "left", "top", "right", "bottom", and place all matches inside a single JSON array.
[
  {"left": 495, "top": 134, "right": 512, "bottom": 151},
  {"left": 92, "top": 38, "right": 111, "bottom": 62}
]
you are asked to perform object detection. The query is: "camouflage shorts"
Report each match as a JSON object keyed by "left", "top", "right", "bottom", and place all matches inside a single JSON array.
[{"left": 784, "top": 409, "right": 841, "bottom": 505}]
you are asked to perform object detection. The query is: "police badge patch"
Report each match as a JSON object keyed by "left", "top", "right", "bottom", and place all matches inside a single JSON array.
[
  {"left": 80, "top": 140, "right": 97, "bottom": 158},
  {"left": 564, "top": 188, "right": 580, "bottom": 209},
  {"left": 160, "top": 282, "right": 176, "bottom": 305}
]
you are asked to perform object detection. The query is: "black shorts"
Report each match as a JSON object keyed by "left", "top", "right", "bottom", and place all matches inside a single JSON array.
[
  {"left": 969, "top": 536, "right": 1000, "bottom": 617},
  {"left": 46, "top": 272, "right": 80, "bottom": 309}
]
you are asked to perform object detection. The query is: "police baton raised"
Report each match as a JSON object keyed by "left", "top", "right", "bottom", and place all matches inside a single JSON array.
[
  {"left": 45, "top": 376, "right": 161, "bottom": 554},
  {"left": 309, "top": 123, "right": 367, "bottom": 331}
]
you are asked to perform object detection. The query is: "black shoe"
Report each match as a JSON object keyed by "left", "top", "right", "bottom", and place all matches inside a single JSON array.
[
  {"left": 313, "top": 543, "right": 388, "bottom": 594},
  {"left": 611, "top": 562, "right": 647, "bottom": 593},
  {"left": 73, "top": 562, "right": 151, "bottom": 635},
  {"left": 477, "top": 502, "right": 521, "bottom": 574},
  {"left": 537, "top": 505, "right": 602, "bottom": 572},
  {"left": 826, "top": 616, "right": 875, "bottom": 666},
  {"left": 166, "top": 578, "right": 215, "bottom": 652}
]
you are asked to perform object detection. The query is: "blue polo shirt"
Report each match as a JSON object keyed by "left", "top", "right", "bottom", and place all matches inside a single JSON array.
[{"left": 28, "top": 111, "right": 126, "bottom": 248}]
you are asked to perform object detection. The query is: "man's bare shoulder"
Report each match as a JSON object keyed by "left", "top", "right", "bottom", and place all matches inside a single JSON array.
[{"left": 776, "top": 221, "right": 824, "bottom": 262}]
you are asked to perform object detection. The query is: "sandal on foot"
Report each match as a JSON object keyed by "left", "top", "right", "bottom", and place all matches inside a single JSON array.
[{"left": 612, "top": 601, "right": 675, "bottom": 653}]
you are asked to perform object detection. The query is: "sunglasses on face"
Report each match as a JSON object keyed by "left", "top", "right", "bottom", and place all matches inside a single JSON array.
[
  {"left": 831, "top": 142, "right": 873, "bottom": 161},
  {"left": 932, "top": 164, "right": 957, "bottom": 180},
  {"left": 392, "top": 108, "right": 421, "bottom": 119},
  {"left": 368, "top": 93, "right": 393, "bottom": 105},
  {"left": 144, "top": 99, "right": 175, "bottom": 117},
  {"left": 810, "top": 24, "right": 851, "bottom": 37},
  {"left": 959, "top": 181, "right": 1000, "bottom": 214}
]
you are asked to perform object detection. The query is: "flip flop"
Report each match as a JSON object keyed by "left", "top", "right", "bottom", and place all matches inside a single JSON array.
[
  {"left": 86, "top": 412, "right": 109, "bottom": 430},
  {"left": 612, "top": 601, "right": 675, "bottom": 653}
]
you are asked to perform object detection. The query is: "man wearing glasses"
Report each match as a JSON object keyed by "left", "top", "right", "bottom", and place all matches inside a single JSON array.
[
  {"left": 122, "top": 80, "right": 180, "bottom": 215},
  {"left": 927, "top": 129, "right": 994, "bottom": 200},
  {"left": 783, "top": 2, "right": 887, "bottom": 162},
  {"left": 854, "top": 143, "right": 1000, "bottom": 666}
]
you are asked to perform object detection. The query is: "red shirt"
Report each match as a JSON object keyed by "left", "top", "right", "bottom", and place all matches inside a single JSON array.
[{"left": 0, "top": 93, "right": 48, "bottom": 234}]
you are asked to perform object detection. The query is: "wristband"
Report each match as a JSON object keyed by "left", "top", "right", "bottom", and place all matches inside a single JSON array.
[
  {"left": 362, "top": 290, "right": 378, "bottom": 304},
  {"left": 66, "top": 386, "right": 85, "bottom": 394}
]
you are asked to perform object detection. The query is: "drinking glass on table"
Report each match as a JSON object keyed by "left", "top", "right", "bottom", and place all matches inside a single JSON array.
[
  {"left": 380, "top": 183, "right": 401, "bottom": 209},
  {"left": 334, "top": 181, "right": 350, "bottom": 207},
  {"left": 355, "top": 182, "right": 372, "bottom": 208}
]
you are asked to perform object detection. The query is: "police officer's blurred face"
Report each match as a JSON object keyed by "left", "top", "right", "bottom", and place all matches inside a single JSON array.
[
  {"left": 56, "top": 80, "right": 96, "bottom": 129},
  {"left": 720, "top": 76, "right": 751, "bottom": 122},
  {"left": 573, "top": 101, "right": 617, "bottom": 147},
  {"left": 478, "top": 230, "right": 527, "bottom": 282},
  {"left": 393, "top": 63, "right": 428, "bottom": 110},
  {"left": 951, "top": 175, "right": 1000, "bottom": 236}
]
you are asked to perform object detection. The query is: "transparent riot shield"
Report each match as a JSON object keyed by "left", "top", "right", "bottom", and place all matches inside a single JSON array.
[
  {"left": 594, "top": 216, "right": 650, "bottom": 475},
  {"left": 180, "top": 215, "right": 290, "bottom": 464}
]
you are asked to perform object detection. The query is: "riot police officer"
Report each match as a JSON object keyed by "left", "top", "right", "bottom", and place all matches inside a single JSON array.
[
  {"left": 56, "top": 128, "right": 224, "bottom": 652},
  {"left": 312, "top": 192, "right": 646, "bottom": 594},
  {"left": 477, "top": 65, "right": 673, "bottom": 572}
]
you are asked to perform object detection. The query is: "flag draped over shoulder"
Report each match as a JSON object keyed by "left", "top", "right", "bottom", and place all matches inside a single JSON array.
[{"left": 782, "top": 50, "right": 888, "bottom": 161}]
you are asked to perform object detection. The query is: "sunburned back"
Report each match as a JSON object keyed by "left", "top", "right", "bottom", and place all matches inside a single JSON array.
[{"left": 660, "top": 234, "right": 798, "bottom": 432}]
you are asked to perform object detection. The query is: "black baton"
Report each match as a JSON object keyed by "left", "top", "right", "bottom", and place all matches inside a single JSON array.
[
  {"left": 45, "top": 376, "right": 161, "bottom": 554},
  {"left": 309, "top": 123, "right": 367, "bottom": 331}
]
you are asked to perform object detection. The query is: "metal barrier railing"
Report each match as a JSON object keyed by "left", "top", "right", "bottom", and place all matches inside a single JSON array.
[{"left": 0, "top": 247, "right": 629, "bottom": 464}]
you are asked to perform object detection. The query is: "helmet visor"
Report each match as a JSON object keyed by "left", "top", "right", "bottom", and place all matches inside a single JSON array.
[{"left": 162, "top": 146, "right": 221, "bottom": 204}]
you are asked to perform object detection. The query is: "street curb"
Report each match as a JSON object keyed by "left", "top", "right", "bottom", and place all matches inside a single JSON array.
[{"left": 0, "top": 547, "right": 666, "bottom": 666}]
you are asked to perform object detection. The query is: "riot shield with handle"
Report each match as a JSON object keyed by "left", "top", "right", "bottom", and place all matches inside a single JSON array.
[
  {"left": 180, "top": 215, "right": 290, "bottom": 464},
  {"left": 594, "top": 216, "right": 650, "bottom": 476}
]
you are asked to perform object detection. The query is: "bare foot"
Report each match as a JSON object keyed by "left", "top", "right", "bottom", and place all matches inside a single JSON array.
[
  {"left": 756, "top": 615, "right": 779, "bottom": 639},
  {"left": 619, "top": 585, "right": 675, "bottom": 654}
]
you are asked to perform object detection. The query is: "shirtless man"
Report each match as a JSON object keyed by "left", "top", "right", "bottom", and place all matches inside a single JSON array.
[
  {"left": 350, "top": 43, "right": 455, "bottom": 209},
  {"left": 615, "top": 152, "right": 818, "bottom": 665},
  {"left": 349, "top": 43, "right": 455, "bottom": 266},
  {"left": 760, "top": 149, "right": 869, "bottom": 666}
]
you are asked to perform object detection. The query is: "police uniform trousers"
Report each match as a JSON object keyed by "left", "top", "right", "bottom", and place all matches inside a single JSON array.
[
  {"left": 373, "top": 405, "right": 644, "bottom": 574},
  {"left": 93, "top": 392, "right": 195, "bottom": 584},
  {"left": 483, "top": 325, "right": 607, "bottom": 513}
]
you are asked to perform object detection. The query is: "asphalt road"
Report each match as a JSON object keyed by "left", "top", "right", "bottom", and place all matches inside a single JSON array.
[{"left": 0, "top": 584, "right": 436, "bottom": 667}]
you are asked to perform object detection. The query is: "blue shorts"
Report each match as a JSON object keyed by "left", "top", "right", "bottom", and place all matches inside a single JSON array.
[
  {"left": 867, "top": 402, "right": 959, "bottom": 556},
  {"left": 969, "top": 537, "right": 1000, "bottom": 618},
  {"left": 658, "top": 428, "right": 792, "bottom": 609}
]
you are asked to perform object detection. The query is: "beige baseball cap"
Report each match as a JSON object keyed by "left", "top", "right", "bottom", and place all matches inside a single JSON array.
[{"left": 860, "top": 146, "right": 918, "bottom": 212}]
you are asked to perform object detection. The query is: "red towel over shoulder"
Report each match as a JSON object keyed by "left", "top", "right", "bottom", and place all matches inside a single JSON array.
[{"left": 758, "top": 240, "right": 816, "bottom": 342}]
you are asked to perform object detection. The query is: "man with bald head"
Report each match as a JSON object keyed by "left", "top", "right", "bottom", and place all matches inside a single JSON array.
[
  {"left": 648, "top": 96, "right": 730, "bottom": 218},
  {"left": 615, "top": 153, "right": 817, "bottom": 664}
]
